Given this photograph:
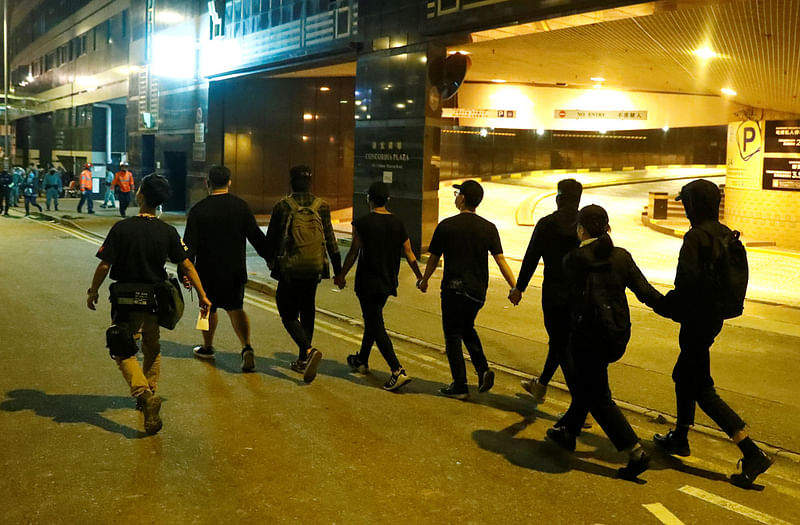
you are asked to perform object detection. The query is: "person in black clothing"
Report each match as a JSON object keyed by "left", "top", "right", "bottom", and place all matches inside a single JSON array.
[
  {"left": 652, "top": 179, "right": 772, "bottom": 488},
  {"left": 183, "top": 165, "right": 268, "bottom": 372},
  {"left": 264, "top": 165, "right": 342, "bottom": 384},
  {"left": 545, "top": 204, "right": 663, "bottom": 480},
  {"left": 418, "top": 180, "right": 517, "bottom": 399},
  {"left": 0, "top": 170, "right": 11, "bottom": 216},
  {"left": 87, "top": 174, "right": 211, "bottom": 435},
  {"left": 509, "top": 178, "right": 582, "bottom": 403},
  {"left": 334, "top": 181, "right": 423, "bottom": 391}
]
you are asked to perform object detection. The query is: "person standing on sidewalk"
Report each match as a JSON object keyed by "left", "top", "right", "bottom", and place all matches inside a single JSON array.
[
  {"left": 111, "top": 161, "right": 135, "bottom": 217},
  {"left": 100, "top": 165, "right": 116, "bottom": 209},
  {"left": 0, "top": 170, "right": 11, "bottom": 216},
  {"left": 183, "top": 165, "right": 268, "bottom": 372},
  {"left": 43, "top": 168, "right": 62, "bottom": 211},
  {"left": 417, "top": 180, "right": 517, "bottom": 400},
  {"left": 509, "top": 178, "right": 582, "bottom": 403},
  {"left": 334, "top": 181, "right": 423, "bottom": 391},
  {"left": 264, "top": 165, "right": 342, "bottom": 384},
  {"left": 87, "top": 174, "right": 211, "bottom": 435},
  {"left": 76, "top": 163, "right": 95, "bottom": 214},
  {"left": 652, "top": 179, "right": 772, "bottom": 488},
  {"left": 545, "top": 205, "right": 663, "bottom": 481}
]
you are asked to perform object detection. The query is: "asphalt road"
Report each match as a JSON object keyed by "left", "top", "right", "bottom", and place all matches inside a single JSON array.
[{"left": 1, "top": 213, "right": 799, "bottom": 524}]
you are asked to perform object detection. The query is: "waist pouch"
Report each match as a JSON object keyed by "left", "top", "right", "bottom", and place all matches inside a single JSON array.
[{"left": 109, "top": 282, "right": 157, "bottom": 309}]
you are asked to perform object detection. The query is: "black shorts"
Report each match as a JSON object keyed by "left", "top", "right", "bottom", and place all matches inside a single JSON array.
[{"left": 203, "top": 279, "right": 246, "bottom": 313}]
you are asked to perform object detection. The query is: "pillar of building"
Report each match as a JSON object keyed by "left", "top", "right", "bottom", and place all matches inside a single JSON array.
[
  {"left": 353, "top": 43, "right": 445, "bottom": 256},
  {"left": 724, "top": 108, "right": 800, "bottom": 249}
]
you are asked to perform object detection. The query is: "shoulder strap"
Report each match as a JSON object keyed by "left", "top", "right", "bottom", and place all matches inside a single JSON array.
[
  {"left": 285, "top": 196, "right": 299, "bottom": 211},
  {"left": 309, "top": 197, "right": 323, "bottom": 213}
]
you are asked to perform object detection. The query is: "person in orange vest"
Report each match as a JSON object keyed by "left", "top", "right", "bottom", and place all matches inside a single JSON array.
[
  {"left": 76, "top": 163, "right": 95, "bottom": 214},
  {"left": 111, "top": 161, "right": 135, "bottom": 217}
]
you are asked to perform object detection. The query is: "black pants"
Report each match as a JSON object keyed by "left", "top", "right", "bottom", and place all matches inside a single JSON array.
[
  {"left": 77, "top": 190, "right": 93, "bottom": 212},
  {"left": 24, "top": 195, "right": 43, "bottom": 214},
  {"left": 441, "top": 289, "right": 488, "bottom": 387},
  {"left": 673, "top": 319, "right": 746, "bottom": 437},
  {"left": 559, "top": 336, "right": 639, "bottom": 451},
  {"left": 119, "top": 191, "right": 132, "bottom": 217},
  {"left": 276, "top": 278, "right": 318, "bottom": 360},
  {"left": 539, "top": 301, "right": 571, "bottom": 384},
  {"left": 0, "top": 188, "right": 9, "bottom": 214},
  {"left": 357, "top": 292, "right": 401, "bottom": 371}
]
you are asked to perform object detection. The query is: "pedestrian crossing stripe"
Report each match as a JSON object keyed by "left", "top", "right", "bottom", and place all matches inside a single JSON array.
[
  {"left": 643, "top": 503, "right": 685, "bottom": 525},
  {"left": 679, "top": 485, "right": 793, "bottom": 525}
]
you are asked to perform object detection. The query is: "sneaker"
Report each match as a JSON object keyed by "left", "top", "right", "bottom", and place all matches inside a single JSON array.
[
  {"left": 618, "top": 451, "right": 650, "bottom": 481},
  {"left": 241, "top": 346, "right": 255, "bottom": 372},
  {"left": 654, "top": 429, "right": 691, "bottom": 457},
  {"left": 347, "top": 354, "right": 369, "bottom": 374},
  {"left": 303, "top": 348, "right": 322, "bottom": 384},
  {"left": 583, "top": 414, "right": 595, "bottom": 430},
  {"left": 193, "top": 345, "right": 215, "bottom": 359},
  {"left": 546, "top": 426, "right": 576, "bottom": 452},
  {"left": 478, "top": 369, "right": 495, "bottom": 393},
  {"left": 384, "top": 369, "right": 411, "bottom": 391},
  {"left": 439, "top": 383, "right": 469, "bottom": 400},
  {"left": 730, "top": 450, "right": 773, "bottom": 489},
  {"left": 290, "top": 359, "right": 307, "bottom": 373},
  {"left": 521, "top": 378, "right": 547, "bottom": 403},
  {"left": 142, "top": 395, "right": 163, "bottom": 435}
]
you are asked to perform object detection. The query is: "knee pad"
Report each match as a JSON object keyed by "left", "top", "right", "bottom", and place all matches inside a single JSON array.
[{"left": 106, "top": 323, "right": 139, "bottom": 359}]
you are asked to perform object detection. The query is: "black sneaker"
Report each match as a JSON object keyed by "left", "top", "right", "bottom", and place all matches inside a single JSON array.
[
  {"left": 303, "top": 348, "right": 322, "bottom": 384},
  {"left": 241, "top": 346, "right": 255, "bottom": 372},
  {"left": 654, "top": 430, "right": 691, "bottom": 457},
  {"left": 546, "top": 426, "right": 576, "bottom": 452},
  {"left": 478, "top": 369, "right": 495, "bottom": 393},
  {"left": 384, "top": 369, "right": 411, "bottom": 391},
  {"left": 142, "top": 395, "right": 163, "bottom": 435},
  {"left": 193, "top": 345, "right": 215, "bottom": 359},
  {"left": 730, "top": 450, "right": 773, "bottom": 489},
  {"left": 290, "top": 359, "right": 307, "bottom": 373},
  {"left": 439, "top": 383, "right": 469, "bottom": 400},
  {"left": 521, "top": 378, "right": 547, "bottom": 403},
  {"left": 618, "top": 451, "right": 650, "bottom": 481},
  {"left": 347, "top": 354, "right": 368, "bottom": 374}
]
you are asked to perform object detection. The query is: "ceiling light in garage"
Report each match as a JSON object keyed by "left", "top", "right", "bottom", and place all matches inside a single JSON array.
[
  {"left": 491, "top": 79, "right": 507, "bottom": 83},
  {"left": 320, "top": 86, "right": 330, "bottom": 92},
  {"left": 693, "top": 47, "right": 718, "bottom": 59},
  {"left": 721, "top": 87, "right": 737, "bottom": 96},
  {"left": 590, "top": 77, "right": 605, "bottom": 82}
]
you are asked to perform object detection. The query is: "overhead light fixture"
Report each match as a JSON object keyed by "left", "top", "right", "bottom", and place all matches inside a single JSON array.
[
  {"left": 491, "top": 79, "right": 507, "bottom": 83},
  {"left": 721, "top": 87, "right": 737, "bottom": 96},
  {"left": 395, "top": 103, "right": 406, "bottom": 109},
  {"left": 319, "top": 86, "right": 330, "bottom": 92},
  {"left": 339, "top": 100, "right": 348, "bottom": 104},
  {"left": 662, "top": 125, "right": 670, "bottom": 132},
  {"left": 303, "top": 113, "right": 313, "bottom": 120},
  {"left": 693, "top": 47, "right": 718, "bottom": 59},
  {"left": 593, "top": 84, "right": 603, "bottom": 89},
  {"left": 590, "top": 76, "right": 605, "bottom": 82},
  {"left": 448, "top": 50, "right": 471, "bottom": 55}
]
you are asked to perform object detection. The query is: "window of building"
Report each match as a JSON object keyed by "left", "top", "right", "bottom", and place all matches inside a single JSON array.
[
  {"left": 80, "top": 34, "right": 88, "bottom": 56},
  {"left": 45, "top": 53, "right": 55, "bottom": 71}
]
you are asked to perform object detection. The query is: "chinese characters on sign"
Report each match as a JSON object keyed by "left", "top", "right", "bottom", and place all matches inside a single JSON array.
[
  {"left": 763, "top": 120, "right": 800, "bottom": 191},
  {"left": 554, "top": 110, "right": 648, "bottom": 120},
  {"left": 442, "top": 108, "right": 516, "bottom": 119}
]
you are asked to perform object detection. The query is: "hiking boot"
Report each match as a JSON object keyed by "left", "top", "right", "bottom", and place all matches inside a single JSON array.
[
  {"left": 478, "top": 369, "right": 495, "bottom": 393},
  {"left": 384, "top": 369, "right": 411, "bottom": 391},
  {"left": 654, "top": 430, "right": 691, "bottom": 457},
  {"left": 303, "top": 348, "right": 322, "bottom": 384},
  {"left": 193, "top": 345, "right": 215, "bottom": 359},
  {"left": 142, "top": 395, "right": 163, "bottom": 435},
  {"left": 618, "top": 451, "right": 650, "bottom": 481},
  {"left": 241, "top": 346, "right": 255, "bottom": 372},
  {"left": 546, "top": 426, "right": 576, "bottom": 452},
  {"left": 439, "top": 383, "right": 469, "bottom": 400},
  {"left": 521, "top": 377, "right": 547, "bottom": 403},
  {"left": 730, "top": 450, "right": 773, "bottom": 489},
  {"left": 347, "top": 354, "right": 368, "bottom": 374}
]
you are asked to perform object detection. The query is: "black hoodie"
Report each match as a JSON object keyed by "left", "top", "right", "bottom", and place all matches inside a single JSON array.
[{"left": 656, "top": 179, "right": 732, "bottom": 322}]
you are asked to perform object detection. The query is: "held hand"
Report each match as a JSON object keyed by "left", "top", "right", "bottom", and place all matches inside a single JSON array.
[
  {"left": 416, "top": 278, "right": 428, "bottom": 293},
  {"left": 199, "top": 295, "right": 212, "bottom": 314},
  {"left": 508, "top": 288, "right": 522, "bottom": 306},
  {"left": 333, "top": 274, "right": 346, "bottom": 289}
]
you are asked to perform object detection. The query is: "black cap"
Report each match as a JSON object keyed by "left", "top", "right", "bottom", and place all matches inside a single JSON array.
[
  {"left": 367, "top": 181, "right": 390, "bottom": 205},
  {"left": 453, "top": 180, "right": 484, "bottom": 208}
]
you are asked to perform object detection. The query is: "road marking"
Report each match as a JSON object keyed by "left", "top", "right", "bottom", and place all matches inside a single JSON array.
[
  {"left": 679, "top": 485, "right": 793, "bottom": 525},
  {"left": 643, "top": 503, "right": 685, "bottom": 525},
  {"left": 34, "top": 218, "right": 102, "bottom": 246}
]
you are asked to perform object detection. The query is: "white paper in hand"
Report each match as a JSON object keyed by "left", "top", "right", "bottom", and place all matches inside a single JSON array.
[{"left": 196, "top": 310, "right": 210, "bottom": 331}]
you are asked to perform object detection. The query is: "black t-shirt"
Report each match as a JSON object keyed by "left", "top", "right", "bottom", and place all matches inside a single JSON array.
[
  {"left": 352, "top": 212, "right": 408, "bottom": 297},
  {"left": 428, "top": 212, "right": 503, "bottom": 301},
  {"left": 183, "top": 193, "right": 267, "bottom": 285},
  {"left": 97, "top": 216, "right": 187, "bottom": 284}
]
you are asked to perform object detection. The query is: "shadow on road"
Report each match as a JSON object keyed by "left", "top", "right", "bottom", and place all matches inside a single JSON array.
[{"left": 0, "top": 389, "right": 145, "bottom": 439}]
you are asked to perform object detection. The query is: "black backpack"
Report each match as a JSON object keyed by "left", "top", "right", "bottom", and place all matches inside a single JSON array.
[
  {"left": 576, "top": 263, "right": 632, "bottom": 363},
  {"left": 696, "top": 225, "right": 749, "bottom": 319}
]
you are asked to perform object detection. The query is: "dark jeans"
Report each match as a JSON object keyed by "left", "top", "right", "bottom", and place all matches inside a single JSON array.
[
  {"left": 0, "top": 188, "right": 9, "bottom": 214},
  {"left": 441, "top": 289, "right": 488, "bottom": 387},
  {"left": 24, "top": 195, "right": 43, "bottom": 214},
  {"left": 77, "top": 190, "right": 94, "bottom": 212},
  {"left": 276, "top": 278, "right": 318, "bottom": 360},
  {"left": 539, "top": 301, "right": 571, "bottom": 385},
  {"left": 119, "top": 191, "right": 132, "bottom": 217},
  {"left": 559, "top": 335, "right": 639, "bottom": 451},
  {"left": 357, "top": 292, "right": 401, "bottom": 371},
  {"left": 673, "top": 319, "right": 746, "bottom": 437}
]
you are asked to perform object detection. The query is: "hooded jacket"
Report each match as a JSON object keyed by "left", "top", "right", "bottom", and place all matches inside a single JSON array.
[{"left": 656, "top": 179, "right": 732, "bottom": 322}]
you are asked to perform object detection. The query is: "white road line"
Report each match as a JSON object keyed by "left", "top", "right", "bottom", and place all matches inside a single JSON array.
[
  {"left": 679, "top": 485, "right": 794, "bottom": 525},
  {"left": 643, "top": 503, "right": 686, "bottom": 525}
]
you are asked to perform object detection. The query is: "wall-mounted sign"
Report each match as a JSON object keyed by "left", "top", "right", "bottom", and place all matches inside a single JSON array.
[
  {"left": 726, "top": 121, "right": 763, "bottom": 191},
  {"left": 554, "top": 109, "right": 647, "bottom": 120},
  {"left": 763, "top": 120, "right": 800, "bottom": 191},
  {"left": 442, "top": 108, "right": 516, "bottom": 119}
]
